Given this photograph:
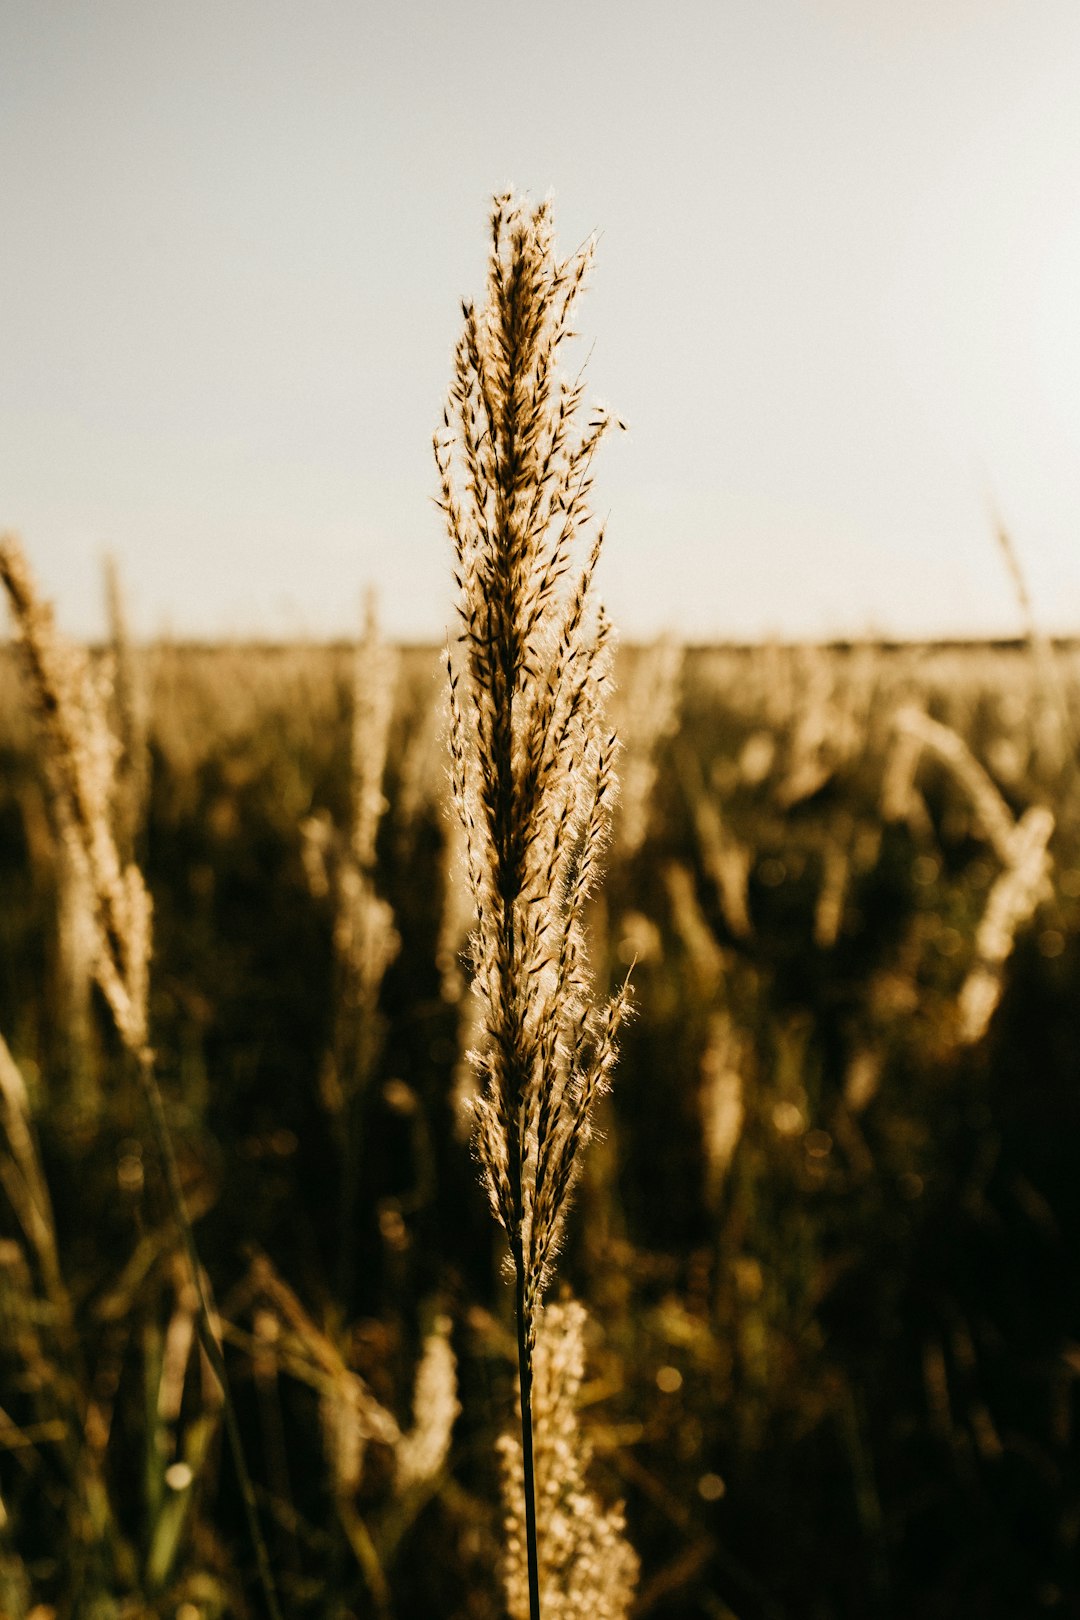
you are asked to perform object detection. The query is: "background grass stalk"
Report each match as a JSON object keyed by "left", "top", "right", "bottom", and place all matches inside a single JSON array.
[
  {"left": 135, "top": 1047, "right": 285, "bottom": 1620},
  {"left": 0, "top": 533, "right": 284, "bottom": 1620}
]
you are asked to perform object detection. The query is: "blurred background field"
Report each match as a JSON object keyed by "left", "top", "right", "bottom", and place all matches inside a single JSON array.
[{"left": 2, "top": 634, "right": 1080, "bottom": 1619}]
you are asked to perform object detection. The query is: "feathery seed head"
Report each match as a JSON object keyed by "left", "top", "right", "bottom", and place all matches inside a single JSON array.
[{"left": 437, "top": 193, "right": 628, "bottom": 1333}]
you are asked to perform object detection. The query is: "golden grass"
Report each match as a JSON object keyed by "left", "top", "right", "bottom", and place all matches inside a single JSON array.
[{"left": 437, "top": 192, "right": 633, "bottom": 1620}]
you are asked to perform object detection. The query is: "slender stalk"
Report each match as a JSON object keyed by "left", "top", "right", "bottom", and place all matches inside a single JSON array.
[
  {"left": 504, "top": 844, "right": 541, "bottom": 1620},
  {"left": 497, "top": 1304, "right": 639, "bottom": 1618},
  {"left": 136, "top": 1051, "right": 284, "bottom": 1620},
  {"left": 514, "top": 1250, "right": 542, "bottom": 1620}
]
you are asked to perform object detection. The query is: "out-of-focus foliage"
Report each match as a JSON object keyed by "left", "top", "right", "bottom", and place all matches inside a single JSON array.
[{"left": 1, "top": 638, "right": 1079, "bottom": 1619}]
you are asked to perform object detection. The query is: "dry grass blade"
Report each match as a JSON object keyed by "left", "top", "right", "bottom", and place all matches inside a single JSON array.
[
  {"left": 0, "top": 1036, "right": 67, "bottom": 1315},
  {"left": 891, "top": 697, "right": 1055, "bottom": 1044},
  {"left": 893, "top": 703, "right": 1016, "bottom": 862},
  {"left": 957, "top": 805, "right": 1054, "bottom": 1043},
  {"left": 993, "top": 516, "right": 1074, "bottom": 772}
]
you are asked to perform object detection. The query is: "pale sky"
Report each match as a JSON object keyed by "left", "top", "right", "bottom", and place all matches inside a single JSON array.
[{"left": 3, "top": 0, "right": 1080, "bottom": 642}]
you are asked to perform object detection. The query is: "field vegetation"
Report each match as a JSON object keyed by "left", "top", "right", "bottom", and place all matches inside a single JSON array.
[
  {"left": 1, "top": 196, "right": 1079, "bottom": 1620},
  {"left": 1, "top": 622, "right": 1079, "bottom": 1618}
]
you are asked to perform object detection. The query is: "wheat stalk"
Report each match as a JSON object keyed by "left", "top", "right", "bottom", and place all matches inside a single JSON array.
[{"left": 436, "top": 191, "right": 629, "bottom": 1620}]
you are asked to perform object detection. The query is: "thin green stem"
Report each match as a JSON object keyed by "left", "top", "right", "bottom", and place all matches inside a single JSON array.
[{"left": 136, "top": 1050, "right": 285, "bottom": 1620}]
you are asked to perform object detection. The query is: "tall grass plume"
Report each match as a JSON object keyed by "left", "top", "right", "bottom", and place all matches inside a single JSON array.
[{"left": 435, "top": 192, "right": 632, "bottom": 1620}]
